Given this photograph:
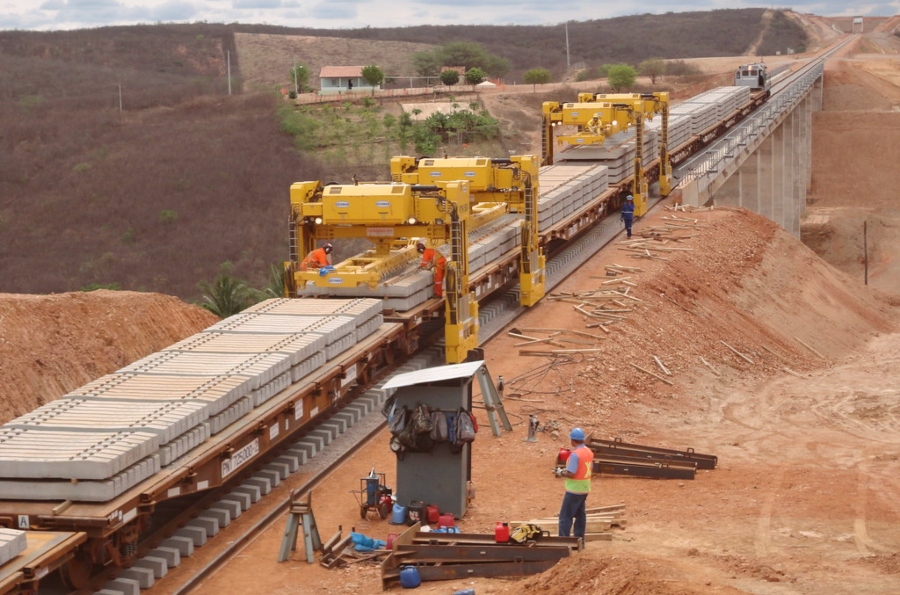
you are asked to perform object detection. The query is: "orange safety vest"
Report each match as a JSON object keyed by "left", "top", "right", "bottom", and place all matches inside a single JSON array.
[{"left": 564, "top": 445, "right": 594, "bottom": 494}]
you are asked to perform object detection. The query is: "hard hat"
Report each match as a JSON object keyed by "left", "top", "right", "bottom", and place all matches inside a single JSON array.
[
  {"left": 569, "top": 427, "right": 586, "bottom": 441},
  {"left": 626, "top": 195, "right": 633, "bottom": 200},
  {"left": 592, "top": 113, "right": 600, "bottom": 118},
  {"left": 323, "top": 242, "right": 333, "bottom": 253}
]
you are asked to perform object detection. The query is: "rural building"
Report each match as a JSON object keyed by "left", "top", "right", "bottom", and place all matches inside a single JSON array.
[{"left": 319, "top": 66, "right": 376, "bottom": 94}]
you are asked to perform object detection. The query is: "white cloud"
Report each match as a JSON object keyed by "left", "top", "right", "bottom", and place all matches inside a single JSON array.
[{"left": 0, "top": 0, "right": 897, "bottom": 31}]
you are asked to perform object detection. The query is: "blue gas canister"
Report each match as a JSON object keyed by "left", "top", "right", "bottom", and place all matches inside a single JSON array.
[
  {"left": 399, "top": 566, "right": 421, "bottom": 589},
  {"left": 391, "top": 503, "right": 407, "bottom": 525}
]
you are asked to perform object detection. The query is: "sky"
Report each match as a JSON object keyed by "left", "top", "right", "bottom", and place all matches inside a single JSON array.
[{"left": 0, "top": 0, "right": 897, "bottom": 32}]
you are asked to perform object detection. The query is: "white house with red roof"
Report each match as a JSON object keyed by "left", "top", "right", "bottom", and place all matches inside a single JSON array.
[{"left": 319, "top": 66, "right": 378, "bottom": 94}]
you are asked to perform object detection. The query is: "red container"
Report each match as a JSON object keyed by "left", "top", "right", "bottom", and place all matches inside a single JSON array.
[
  {"left": 557, "top": 447, "right": 571, "bottom": 466},
  {"left": 425, "top": 504, "right": 440, "bottom": 524},
  {"left": 386, "top": 533, "right": 398, "bottom": 549},
  {"left": 495, "top": 521, "right": 510, "bottom": 543},
  {"left": 438, "top": 513, "right": 455, "bottom": 528}
]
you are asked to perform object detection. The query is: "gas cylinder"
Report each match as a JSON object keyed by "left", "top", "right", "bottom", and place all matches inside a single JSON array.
[
  {"left": 399, "top": 566, "right": 421, "bottom": 589},
  {"left": 557, "top": 447, "right": 572, "bottom": 466},
  {"left": 494, "top": 521, "right": 509, "bottom": 543}
]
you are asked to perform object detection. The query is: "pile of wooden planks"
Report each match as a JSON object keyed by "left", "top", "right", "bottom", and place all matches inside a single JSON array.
[{"left": 511, "top": 504, "right": 627, "bottom": 542}]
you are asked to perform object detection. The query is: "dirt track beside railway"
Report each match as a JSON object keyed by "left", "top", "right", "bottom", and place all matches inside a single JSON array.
[{"left": 1, "top": 24, "right": 899, "bottom": 595}]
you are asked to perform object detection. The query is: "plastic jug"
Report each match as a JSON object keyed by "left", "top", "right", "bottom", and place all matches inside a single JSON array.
[
  {"left": 494, "top": 521, "right": 509, "bottom": 543},
  {"left": 453, "top": 590, "right": 476, "bottom": 595},
  {"left": 391, "top": 503, "right": 407, "bottom": 525},
  {"left": 386, "top": 533, "right": 398, "bottom": 549},
  {"left": 399, "top": 566, "right": 421, "bottom": 589},
  {"left": 438, "top": 513, "right": 455, "bottom": 528}
]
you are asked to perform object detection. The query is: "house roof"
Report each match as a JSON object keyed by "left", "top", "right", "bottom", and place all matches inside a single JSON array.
[{"left": 320, "top": 66, "right": 364, "bottom": 78}]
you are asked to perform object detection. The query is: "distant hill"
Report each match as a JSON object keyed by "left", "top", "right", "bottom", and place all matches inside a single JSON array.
[{"left": 0, "top": 10, "right": 809, "bottom": 301}]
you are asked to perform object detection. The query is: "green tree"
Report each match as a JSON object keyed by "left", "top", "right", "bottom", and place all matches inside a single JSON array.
[
  {"left": 361, "top": 65, "right": 384, "bottom": 95},
  {"left": 607, "top": 64, "right": 637, "bottom": 91},
  {"left": 198, "top": 265, "right": 255, "bottom": 318},
  {"left": 638, "top": 58, "right": 667, "bottom": 84},
  {"left": 483, "top": 55, "right": 511, "bottom": 79},
  {"left": 464, "top": 67, "right": 487, "bottom": 85},
  {"left": 290, "top": 64, "right": 310, "bottom": 93},
  {"left": 412, "top": 50, "right": 443, "bottom": 78},
  {"left": 523, "top": 68, "right": 551, "bottom": 91},
  {"left": 440, "top": 69, "right": 460, "bottom": 87}
]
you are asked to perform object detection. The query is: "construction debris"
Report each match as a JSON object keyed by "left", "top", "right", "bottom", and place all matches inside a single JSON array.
[
  {"left": 380, "top": 522, "right": 581, "bottom": 589},
  {"left": 512, "top": 504, "right": 627, "bottom": 542}
]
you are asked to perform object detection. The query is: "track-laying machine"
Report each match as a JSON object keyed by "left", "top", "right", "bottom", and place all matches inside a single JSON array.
[
  {"left": 541, "top": 92, "right": 672, "bottom": 217},
  {"left": 284, "top": 155, "right": 545, "bottom": 363}
]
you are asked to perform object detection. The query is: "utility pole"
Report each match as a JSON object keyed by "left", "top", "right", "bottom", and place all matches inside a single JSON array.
[
  {"left": 864, "top": 221, "right": 869, "bottom": 285},
  {"left": 117, "top": 83, "right": 123, "bottom": 114},
  {"left": 293, "top": 60, "right": 299, "bottom": 96},
  {"left": 565, "top": 22, "right": 570, "bottom": 70},
  {"left": 227, "top": 50, "right": 232, "bottom": 96}
]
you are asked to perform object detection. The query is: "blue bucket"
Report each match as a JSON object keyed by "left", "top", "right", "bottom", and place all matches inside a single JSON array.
[
  {"left": 391, "top": 503, "right": 407, "bottom": 525},
  {"left": 399, "top": 566, "right": 421, "bottom": 589}
]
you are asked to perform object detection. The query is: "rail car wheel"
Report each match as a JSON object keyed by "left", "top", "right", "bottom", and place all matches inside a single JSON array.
[{"left": 59, "top": 554, "right": 94, "bottom": 590}]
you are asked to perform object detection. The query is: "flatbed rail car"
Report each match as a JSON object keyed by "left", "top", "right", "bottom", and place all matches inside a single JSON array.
[{"left": 0, "top": 298, "right": 407, "bottom": 588}]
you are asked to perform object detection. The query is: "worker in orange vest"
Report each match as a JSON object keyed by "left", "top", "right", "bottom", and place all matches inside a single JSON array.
[
  {"left": 417, "top": 241, "right": 446, "bottom": 298},
  {"left": 301, "top": 242, "right": 333, "bottom": 271}
]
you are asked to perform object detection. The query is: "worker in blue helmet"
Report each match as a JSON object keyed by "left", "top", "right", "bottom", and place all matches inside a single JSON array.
[
  {"left": 553, "top": 427, "right": 594, "bottom": 539},
  {"left": 621, "top": 195, "right": 635, "bottom": 238}
]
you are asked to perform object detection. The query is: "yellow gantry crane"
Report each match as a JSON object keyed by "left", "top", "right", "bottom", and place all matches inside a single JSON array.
[
  {"left": 541, "top": 92, "right": 671, "bottom": 217},
  {"left": 390, "top": 155, "right": 545, "bottom": 307},
  {"left": 284, "top": 179, "right": 479, "bottom": 363},
  {"left": 284, "top": 155, "right": 547, "bottom": 363}
]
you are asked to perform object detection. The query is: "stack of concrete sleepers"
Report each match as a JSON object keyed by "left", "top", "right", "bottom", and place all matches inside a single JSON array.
[
  {"left": 0, "top": 529, "right": 27, "bottom": 566},
  {"left": 670, "top": 100, "right": 718, "bottom": 135},
  {"left": 295, "top": 267, "right": 434, "bottom": 311},
  {"left": 646, "top": 114, "right": 692, "bottom": 152},
  {"left": 536, "top": 163, "right": 609, "bottom": 231},
  {"left": 559, "top": 128, "right": 659, "bottom": 184},
  {"left": 688, "top": 86, "right": 752, "bottom": 121},
  {"left": 0, "top": 298, "right": 383, "bottom": 502}
]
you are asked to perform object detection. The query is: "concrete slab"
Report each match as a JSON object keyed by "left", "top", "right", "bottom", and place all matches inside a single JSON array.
[
  {"left": 210, "top": 499, "right": 242, "bottom": 519},
  {"left": 187, "top": 515, "right": 219, "bottom": 537},
  {"left": 103, "top": 577, "right": 140, "bottom": 595},
  {"left": 232, "top": 484, "right": 262, "bottom": 503},
  {"left": 160, "top": 536, "right": 194, "bottom": 557},
  {"left": 242, "top": 476, "right": 272, "bottom": 496},
  {"left": 146, "top": 546, "right": 180, "bottom": 567},
  {"left": 199, "top": 507, "right": 230, "bottom": 528},
  {"left": 132, "top": 556, "right": 168, "bottom": 579},
  {"left": 220, "top": 491, "right": 252, "bottom": 511},
  {"left": 119, "top": 567, "right": 155, "bottom": 589},
  {"left": 174, "top": 526, "right": 207, "bottom": 547},
  {"left": 256, "top": 468, "right": 281, "bottom": 488}
]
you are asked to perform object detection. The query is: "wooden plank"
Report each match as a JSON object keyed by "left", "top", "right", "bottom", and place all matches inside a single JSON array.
[
  {"left": 721, "top": 340, "right": 754, "bottom": 364},
  {"left": 629, "top": 362, "right": 674, "bottom": 386},
  {"left": 795, "top": 336, "right": 825, "bottom": 359}
]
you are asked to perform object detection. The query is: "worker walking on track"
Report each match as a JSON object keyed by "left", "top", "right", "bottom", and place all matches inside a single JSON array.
[
  {"left": 554, "top": 427, "right": 594, "bottom": 539},
  {"left": 621, "top": 195, "right": 635, "bottom": 238},
  {"left": 417, "top": 241, "right": 446, "bottom": 298},
  {"left": 300, "top": 242, "right": 333, "bottom": 271}
]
